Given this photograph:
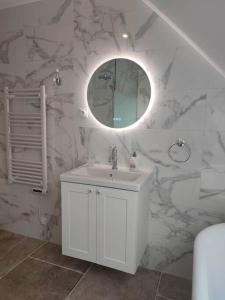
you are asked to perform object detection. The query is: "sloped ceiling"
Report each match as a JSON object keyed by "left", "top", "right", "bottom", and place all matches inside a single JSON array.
[
  {"left": 143, "top": 0, "right": 225, "bottom": 78},
  {"left": 0, "top": 0, "right": 41, "bottom": 9}
]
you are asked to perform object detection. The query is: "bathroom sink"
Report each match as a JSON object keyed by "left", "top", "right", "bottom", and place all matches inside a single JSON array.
[
  {"left": 71, "top": 166, "right": 140, "bottom": 181},
  {"left": 60, "top": 164, "right": 151, "bottom": 191}
]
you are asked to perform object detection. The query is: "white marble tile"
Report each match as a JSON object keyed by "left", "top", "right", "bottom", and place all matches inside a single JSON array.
[
  {"left": 95, "top": 0, "right": 139, "bottom": 13},
  {"left": 75, "top": 126, "right": 132, "bottom": 167},
  {"left": 199, "top": 168, "right": 225, "bottom": 226},
  {"left": 144, "top": 47, "right": 210, "bottom": 91},
  {"left": 201, "top": 167, "right": 225, "bottom": 190},
  {"left": 0, "top": 63, "right": 26, "bottom": 90},
  {"left": 124, "top": 2, "right": 186, "bottom": 53},
  {"left": 46, "top": 93, "right": 77, "bottom": 175},
  {"left": 202, "top": 130, "right": 225, "bottom": 169},
  {"left": 0, "top": 94, "right": 6, "bottom": 167},
  {"left": 205, "top": 89, "right": 225, "bottom": 132},
  {"left": 22, "top": 0, "right": 73, "bottom": 27},
  {"left": 208, "top": 67, "right": 225, "bottom": 89},
  {"left": 0, "top": 30, "right": 27, "bottom": 64},
  {"left": 162, "top": 47, "right": 210, "bottom": 90},
  {"left": 73, "top": 0, "right": 135, "bottom": 76},
  {"left": 0, "top": 154, "right": 7, "bottom": 179},
  {"left": 0, "top": 6, "right": 24, "bottom": 33},
  {"left": 0, "top": 179, "right": 60, "bottom": 242},
  {"left": 40, "top": 0, "right": 73, "bottom": 26},
  {"left": 0, "top": 94, "right": 5, "bottom": 131},
  {"left": 75, "top": 127, "right": 202, "bottom": 173},
  {"left": 143, "top": 167, "right": 201, "bottom": 278},
  {"left": 143, "top": 89, "right": 207, "bottom": 131},
  {"left": 130, "top": 129, "right": 203, "bottom": 171},
  {"left": 0, "top": 132, "right": 6, "bottom": 157},
  {"left": 163, "top": 253, "right": 193, "bottom": 279},
  {"left": 25, "top": 58, "right": 74, "bottom": 95},
  {"left": 25, "top": 24, "right": 73, "bottom": 63}
]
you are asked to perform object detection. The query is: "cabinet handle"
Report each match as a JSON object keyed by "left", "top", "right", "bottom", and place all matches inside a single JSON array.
[
  {"left": 88, "top": 189, "right": 93, "bottom": 194},
  {"left": 96, "top": 190, "right": 100, "bottom": 195}
]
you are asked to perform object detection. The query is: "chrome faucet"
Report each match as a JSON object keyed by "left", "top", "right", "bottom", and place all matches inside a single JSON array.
[{"left": 111, "top": 146, "right": 118, "bottom": 170}]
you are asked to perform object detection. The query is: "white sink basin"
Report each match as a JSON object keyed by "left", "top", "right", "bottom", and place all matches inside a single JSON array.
[{"left": 60, "top": 164, "right": 151, "bottom": 191}]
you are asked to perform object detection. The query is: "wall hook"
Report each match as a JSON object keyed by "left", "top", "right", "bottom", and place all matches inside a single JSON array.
[{"left": 53, "top": 69, "right": 62, "bottom": 86}]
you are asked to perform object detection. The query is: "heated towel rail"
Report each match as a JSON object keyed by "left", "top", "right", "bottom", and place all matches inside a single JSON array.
[{"left": 4, "top": 86, "right": 47, "bottom": 193}]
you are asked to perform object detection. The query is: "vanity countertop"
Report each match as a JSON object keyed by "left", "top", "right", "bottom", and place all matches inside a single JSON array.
[{"left": 60, "top": 164, "right": 152, "bottom": 191}]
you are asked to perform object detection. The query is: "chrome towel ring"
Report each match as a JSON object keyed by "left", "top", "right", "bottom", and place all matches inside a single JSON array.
[{"left": 168, "top": 138, "right": 191, "bottom": 163}]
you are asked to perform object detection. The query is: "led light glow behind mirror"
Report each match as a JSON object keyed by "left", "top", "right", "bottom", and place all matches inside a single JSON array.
[{"left": 87, "top": 58, "right": 151, "bottom": 129}]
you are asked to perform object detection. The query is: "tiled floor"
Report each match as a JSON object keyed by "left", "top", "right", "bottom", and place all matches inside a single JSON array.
[{"left": 0, "top": 230, "right": 192, "bottom": 300}]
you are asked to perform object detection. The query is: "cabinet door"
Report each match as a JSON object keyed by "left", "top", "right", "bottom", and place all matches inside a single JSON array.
[
  {"left": 96, "top": 187, "right": 138, "bottom": 273},
  {"left": 61, "top": 182, "right": 96, "bottom": 262}
]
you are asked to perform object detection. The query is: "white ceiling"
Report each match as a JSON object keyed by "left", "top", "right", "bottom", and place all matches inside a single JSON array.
[{"left": 0, "top": 0, "right": 41, "bottom": 10}]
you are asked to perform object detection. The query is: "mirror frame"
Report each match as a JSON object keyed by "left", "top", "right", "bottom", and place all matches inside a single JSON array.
[{"left": 86, "top": 57, "right": 153, "bottom": 130}]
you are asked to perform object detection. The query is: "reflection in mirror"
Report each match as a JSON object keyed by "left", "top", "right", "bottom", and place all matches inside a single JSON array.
[{"left": 87, "top": 58, "right": 151, "bottom": 129}]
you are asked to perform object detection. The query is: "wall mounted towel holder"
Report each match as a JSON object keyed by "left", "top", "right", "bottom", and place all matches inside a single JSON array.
[
  {"left": 168, "top": 138, "right": 191, "bottom": 163},
  {"left": 4, "top": 86, "right": 48, "bottom": 193}
]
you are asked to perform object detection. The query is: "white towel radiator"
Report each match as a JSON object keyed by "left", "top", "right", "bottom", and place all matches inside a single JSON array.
[{"left": 4, "top": 86, "right": 48, "bottom": 193}]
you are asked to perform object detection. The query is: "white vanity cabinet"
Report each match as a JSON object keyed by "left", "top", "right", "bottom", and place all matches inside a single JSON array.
[
  {"left": 61, "top": 183, "right": 97, "bottom": 262},
  {"left": 61, "top": 180, "right": 149, "bottom": 274}
]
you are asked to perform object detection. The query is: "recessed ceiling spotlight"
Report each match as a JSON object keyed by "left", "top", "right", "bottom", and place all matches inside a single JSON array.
[{"left": 122, "top": 33, "right": 129, "bottom": 39}]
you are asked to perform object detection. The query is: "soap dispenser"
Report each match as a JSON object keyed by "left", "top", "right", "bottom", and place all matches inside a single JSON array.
[{"left": 130, "top": 151, "right": 137, "bottom": 171}]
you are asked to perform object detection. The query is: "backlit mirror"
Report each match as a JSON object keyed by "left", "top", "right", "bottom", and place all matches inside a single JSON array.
[{"left": 87, "top": 58, "right": 151, "bottom": 128}]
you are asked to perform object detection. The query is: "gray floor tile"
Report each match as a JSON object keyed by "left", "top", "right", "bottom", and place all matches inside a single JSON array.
[
  {"left": 68, "top": 265, "right": 160, "bottom": 300},
  {"left": 158, "top": 273, "right": 192, "bottom": 300},
  {"left": 0, "top": 230, "right": 24, "bottom": 258},
  {"left": 0, "top": 236, "right": 45, "bottom": 278},
  {"left": 0, "top": 257, "right": 81, "bottom": 300},
  {"left": 31, "top": 242, "right": 91, "bottom": 273},
  {"left": 155, "top": 296, "right": 172, "bottom": 300},
  {"left": 0, "top": 230, "right": 193, "bottom": 300}
]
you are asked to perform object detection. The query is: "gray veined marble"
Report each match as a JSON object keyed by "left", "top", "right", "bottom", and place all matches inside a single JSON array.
[
  {"left": 0, "top": 31, "right": 24, "bottom": 64},
  {"left": 143, "top": 90, "right": 207, "bottom": 131},
  {"left": 135, "top": 11, "right": 158, "bottom": 41},
  {"left": 160, "top": 52, "right": 177, "bottom": 90},
  {"left": 25, "top": 25, "right": 74, "bottom": 62},
  {"left": 73, "top": 0, "right": 134, "bottom": 73},
  {"left": 143, "top": 167, "right": 201, "bottom": 278},
  {"left": 202, "top": 130, "right": 225, "bottom": 169},
  {"left": 0, "top": 66, "right": 26, "bottom": 90},
  {"left": 199, "top": 168, "right": 225, "bottom": 226},
  {"left": 162, "top": 93, "right": 207, "bottom": 129},
  {"left": 49, "top": 0, "right": 73, "bottom": 25}
]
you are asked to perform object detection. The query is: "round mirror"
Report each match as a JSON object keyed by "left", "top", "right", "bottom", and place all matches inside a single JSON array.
[{"left": 87, "top": 58, "right": 151, "bottom": 128}]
